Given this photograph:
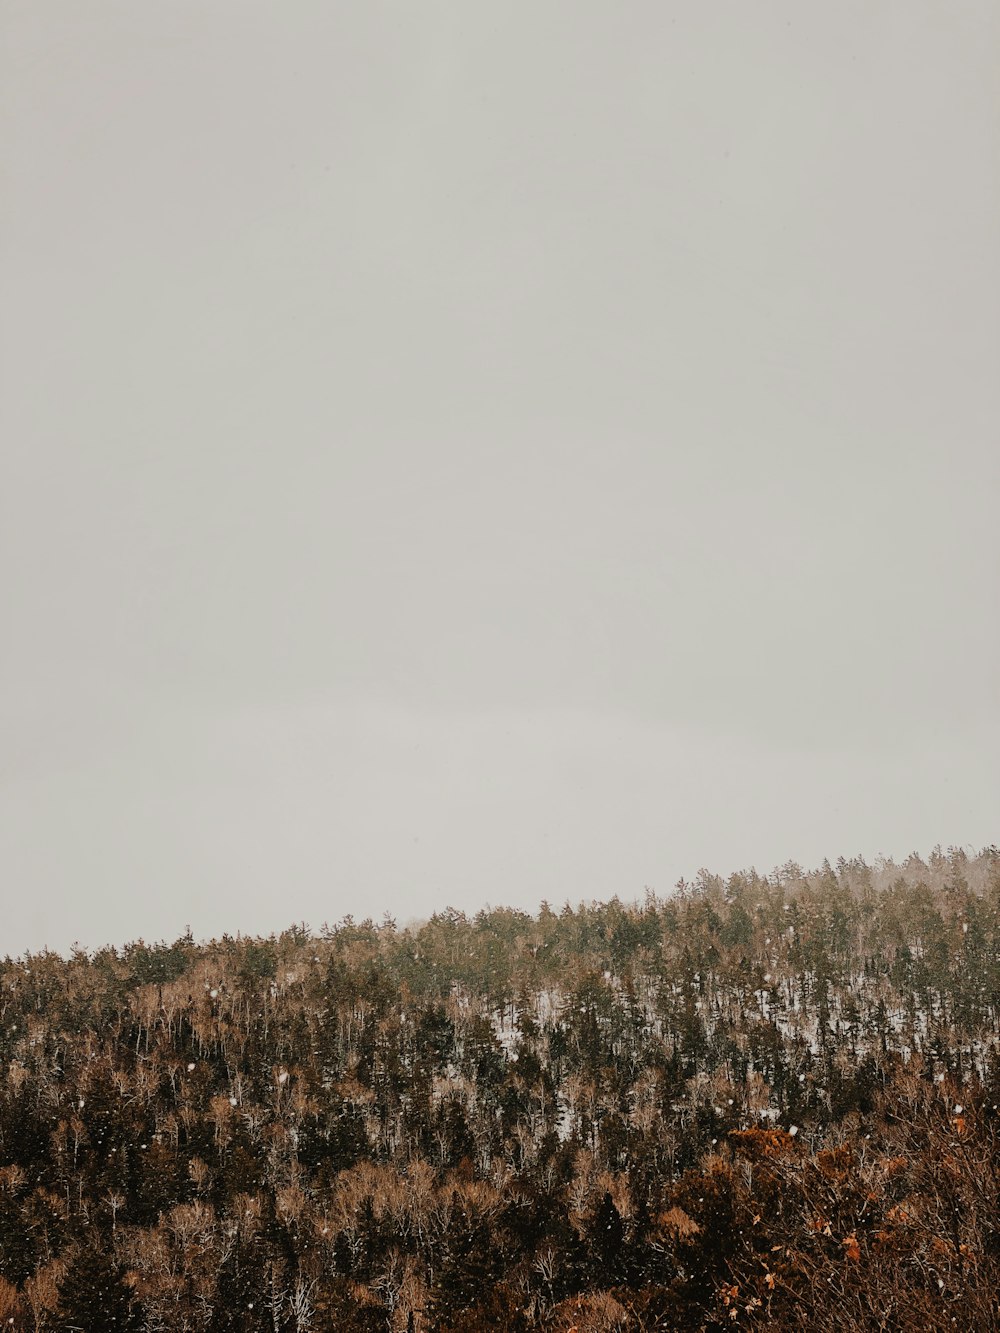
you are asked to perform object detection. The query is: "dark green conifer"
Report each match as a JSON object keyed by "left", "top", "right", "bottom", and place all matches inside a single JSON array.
[{"left": 57, "top": 1245, "right": 138, "bottom": 1332}]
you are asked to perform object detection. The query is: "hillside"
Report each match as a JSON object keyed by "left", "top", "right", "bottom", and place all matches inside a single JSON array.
[{"left": 1, "top": 845, "right": 998, "bottom": 1330}]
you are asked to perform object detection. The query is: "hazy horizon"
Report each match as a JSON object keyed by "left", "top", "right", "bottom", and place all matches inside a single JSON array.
[
  {"left": 21, "top": 837, "right": 1000, "bottom": 960},
  {"left": 3, "top": 2, "right": 998, "bottom": 954}
]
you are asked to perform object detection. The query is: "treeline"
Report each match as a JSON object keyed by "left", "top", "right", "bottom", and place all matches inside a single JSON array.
[{"left": 0, "top": 845, "right": 998, "bottom": 1330}]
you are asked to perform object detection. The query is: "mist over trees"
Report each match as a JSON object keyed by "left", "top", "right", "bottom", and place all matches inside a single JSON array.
[{"left": 0, "top": 845, "right": 998, "bottom": 1330}]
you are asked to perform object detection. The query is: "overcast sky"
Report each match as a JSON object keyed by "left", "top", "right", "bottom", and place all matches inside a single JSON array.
[{"left": 2, "top": 1, "right": 998, "bottom": 955}]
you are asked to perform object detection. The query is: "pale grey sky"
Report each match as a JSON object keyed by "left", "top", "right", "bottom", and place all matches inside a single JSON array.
[{"left": 2, "top": 1, "right": 997, "bottom": 953}]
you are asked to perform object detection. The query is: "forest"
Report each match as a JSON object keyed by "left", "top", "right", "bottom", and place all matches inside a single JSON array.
[{"left": 0, "top": 844, "right": 997, "bottom": 1331}]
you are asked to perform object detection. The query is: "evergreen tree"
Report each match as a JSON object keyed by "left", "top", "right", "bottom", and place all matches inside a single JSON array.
[
  {"left": 57, "top": 1246, "right": 138, "bottom": 1332},
  {"left": 207, "top": 1237, "right": 272, "bottom": 1333},
  {"left": 587, "top": 1191, "right": 626, "bottom": 1286}
]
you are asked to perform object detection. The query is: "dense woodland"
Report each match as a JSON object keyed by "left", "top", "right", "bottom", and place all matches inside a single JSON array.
[{"left": 0, "top": 845, "right": 998, "bottom": 1331}]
